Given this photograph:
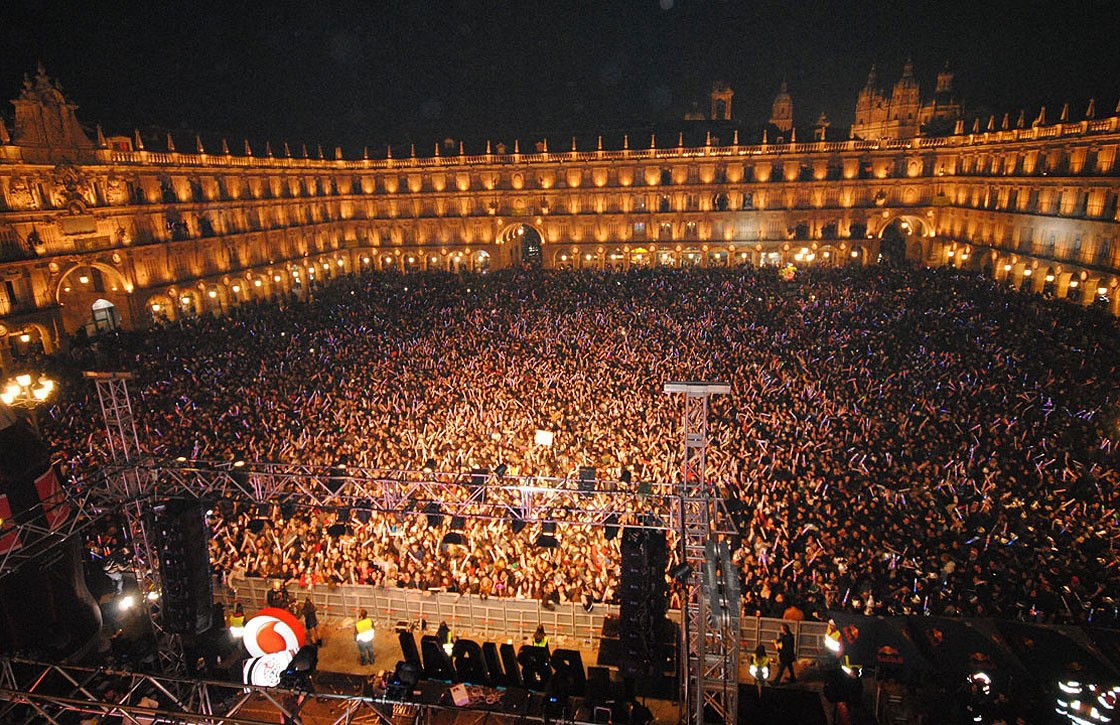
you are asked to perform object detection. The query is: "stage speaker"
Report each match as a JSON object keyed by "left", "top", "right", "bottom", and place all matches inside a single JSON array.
[
  {"left": 420, "top": 634, "right": 455, "bottom": 681},
  {"left": 399, "top": 631, "right": 422, "bottom": 667},
  {"left": 500, "top": 642, "right": 523, "bottom": 688},
  {"left": 517, "top": 644, "right": 552, "bottom": 691},
  {"left": 451, "top": 638, "right": 489, "bottom": 684},
  {"left": 155, "top": 499, "right": 213, "bottom": 635},
  {"left": 550, "top": 649, "right": 586, "bottom": 697},
  {"left": 483, "top": 641, "right": 508, "bottom": 687}
]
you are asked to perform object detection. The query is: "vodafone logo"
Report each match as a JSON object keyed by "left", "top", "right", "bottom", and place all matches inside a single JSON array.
[
  {"left": 243, "top": 607, "right": 306, "bottom": 658},
  {"left": 241, "top": 607, "right": 307, "bottom": 686}
]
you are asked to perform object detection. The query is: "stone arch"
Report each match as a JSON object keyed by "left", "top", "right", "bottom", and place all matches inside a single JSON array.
[
  {"left": 874, "top": 213, "right": 932, "bottom": 239},
  {"left": 144, "top": 293, "right": 176, "bottom": 323},
  {"left": 498, "top": 223, "right": 544, "bottom": 266},
  {"left": 54, "top": 261, "right": 131, "bottom": 304}
]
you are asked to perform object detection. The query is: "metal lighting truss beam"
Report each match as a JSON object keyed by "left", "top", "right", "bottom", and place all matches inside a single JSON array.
[
  {"left": 83, "top": 372, "right": 185, "bottom": 675},
  {"left": 105, "top": 459, "right": 687, "bottom": 533},
  {"left": 0, "top": 484, "right": 112, "bottom": 581},
  {"left": 0, "top": 656, "right": 389, "bottom": 725},
  {"left": 663, "top": 381, "right": 738, "bottom": 725}
]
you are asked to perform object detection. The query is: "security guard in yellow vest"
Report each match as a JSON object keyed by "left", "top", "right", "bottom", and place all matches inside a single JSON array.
[
  {"left": 229, "top": 602, "right": 246, "bottom": 639},
  {"left": 355, "top": 609, "right": 375, "bottom": 666},
  {"left": 531, "top": 625, "right": 548, "bottom": 649},
  {"left": 749, "top": 644, "right": 771, "bottom": 697}
]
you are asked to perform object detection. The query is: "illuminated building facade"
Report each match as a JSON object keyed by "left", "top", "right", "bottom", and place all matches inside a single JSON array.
[{"left": 0, "top": 66, "right": 1118, "bottom": 367}]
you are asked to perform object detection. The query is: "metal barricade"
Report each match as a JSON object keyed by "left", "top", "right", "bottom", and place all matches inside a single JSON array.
[{"left": 218, "top": 576, "right": 829, "bottom": 659}]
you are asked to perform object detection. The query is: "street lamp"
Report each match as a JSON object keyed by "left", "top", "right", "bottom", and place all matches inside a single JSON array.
[{"left": 1, "top": 372, "right": 57, "bottom": 433}]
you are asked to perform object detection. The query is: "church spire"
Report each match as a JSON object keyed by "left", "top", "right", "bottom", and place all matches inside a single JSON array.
[
  {"left": 195, "top": 133, "right": 204, "bottom": 154},
  {"left": 166, "top": 132, "right": 175, "bottom": 152}
]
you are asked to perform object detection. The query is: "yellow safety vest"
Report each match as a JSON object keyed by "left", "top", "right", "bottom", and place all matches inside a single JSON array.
[
  {"left": 229, "top": 614, "right": 245, "bottom": 628},
  {"left": 533, "top": 636, "right": 548, "bottom": 648},
  {"left": 356, "top": 618, "right": 374, "bottom": 634}
]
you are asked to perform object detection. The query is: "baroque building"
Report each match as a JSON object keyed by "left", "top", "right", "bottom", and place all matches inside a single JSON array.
[
  {"left": 0, "top": 66, "right": 1118, "bottom": 369},
  {"left": 853, "top": 61, "right": 962, "bottom": 140}
]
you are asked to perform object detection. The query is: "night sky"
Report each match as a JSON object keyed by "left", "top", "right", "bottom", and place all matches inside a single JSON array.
[{"left": 2, "top": 0, "right": 1118, "bottom": 152}]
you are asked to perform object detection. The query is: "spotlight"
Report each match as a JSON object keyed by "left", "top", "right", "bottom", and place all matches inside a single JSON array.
[
  {"left": 118, "top": 594, "right": 136, "bottom": 612},
  {"left": 146, "top": 591, "right": 160, "bottom": 602}
]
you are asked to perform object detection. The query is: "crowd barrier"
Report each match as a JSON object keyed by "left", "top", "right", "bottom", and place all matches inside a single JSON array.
[{"left": 218, "top": 575, "right": 829, "bottom": 660}]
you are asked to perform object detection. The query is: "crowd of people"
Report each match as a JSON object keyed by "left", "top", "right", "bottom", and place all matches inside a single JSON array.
[{"left": 33, "top": 263, "right": 1120, "bottom": 625}]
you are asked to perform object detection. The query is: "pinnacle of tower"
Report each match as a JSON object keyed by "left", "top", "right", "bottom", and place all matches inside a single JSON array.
[
  {"left": 1033, "top": 106, "right": 1046, "bottom": 126},
  {"left": 244, "top": 139, "right": 252, "bottom": 156},
  {"left": 335, "top": 146, "right": 343, "bottom": 160},
  {"left": 598, "top": 134, "right": 603, "bottom": 150},
  {"left": 166, "top": 132, "right": 175, "bottom": 152},
  {"left": 677, "top": 131, "right": 683, "bottom": 147},
  {"left": 1016, "top": 110, "right": 1025, "bottom": 128},
  {"left": 363, "top": 146, "right": 369, "bottom": 160},
  {"left": 513, "top": 139, "right": 520, "bottom": 154},
  {"left": 732, "top": 129, "right": 739, "bottom": 145},
  {"left": 762, "top": 128, "right": 768, "bottom": 144},
  {"left": 283, "top": 141, "right": 291, "bottom": 157},
  {"left": 300, "top": 142, "right": 308, "bottom": 158},
  {"left": 705, "top": 130, "right": 711, "bottom": 146},
  {"left": 790, "top": 126, "right": 796, "bottom": 142},
  {"left": 650, "top": 133, "right": 656, "bottom": 148},
  {"left": 434, "top": 141, "right": 440, "bottom": 156},
  {"left": 901, "top": 57, "right": 914, "bottom": 78},
  {"left": 986, "top": 115, "right": 995, "bottom": 131},
  {"left": 97, "top": 125, "right": 107, "bottom": 147},
  {"left": 221, "top": 138, "right": 230, "bottom": 154},
  {"left": 317, "top": 143, "right": 324, "bottom": 159},
  {"left": 195, "top": 134, "right": 204, "bottom": 154},
  {"left": 1060, "top": 102, "right": 1069, "bottom": 121},
  {"left": 1001, "top": 113, "right": 1009, "bottom": 130},
  {"left": 971, "top": 117, "right": 980, "bottom": 133},
  {"left": 571, "top": 135, "right": 577, "bottom": 152},
  {"left": 386, "top": 143, "right": 393, "bottom": 159},
  {"left": 134, "top": 129, "right": 144, "bottom": 150},
  {"left": 953, "top": 118, "right": 964, "bottom": 135},
  {"left": 458, "top": 140, "right": 464, "bottom": 155},
  {"left": 409, "top": 143, "right": 415, "bottom": 158},
  {"left": 1086, "top": 98, "right": 1096, "bottom": 119},
  {"left": 265, "top": 141, "right": 273, "bottom": 157},
  {"left": 779, "top": 78, "right": 789, "bottom": 95},
  {"left": 0, "top": 118, "right": 10, "bottom": 145},
  {"left": 865, "top": 65, "right": 878, "bottom": 87}
]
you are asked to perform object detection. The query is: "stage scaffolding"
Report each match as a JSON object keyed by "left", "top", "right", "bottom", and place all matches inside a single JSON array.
[{"left": 0, "top": 374, "right": 740, "bottom": 725}]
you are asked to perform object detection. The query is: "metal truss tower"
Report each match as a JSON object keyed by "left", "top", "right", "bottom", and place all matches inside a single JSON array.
[
  {"left": 82, "top": 372, "right": 185, "bottom": 674},
  {"left": 664, "top": 381, "right": 738, "bottom": 725}
]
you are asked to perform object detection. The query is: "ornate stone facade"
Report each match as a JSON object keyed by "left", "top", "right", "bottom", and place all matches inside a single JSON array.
[{"left": 0, "top": 67, "right": 1118, "bottom": 368}]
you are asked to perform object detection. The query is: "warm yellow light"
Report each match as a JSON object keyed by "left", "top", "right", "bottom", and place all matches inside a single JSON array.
[
  {"left": 273, "top": 275, "right": 281, "bottom": 282},
  {"left": 0, "top": 390, "right": 15, "bottom": 406},
  {"left": 208, "top": 289, "right": 217, "bottom": 298},
  {"left": 362, "top": 257, "right": 370, "bottom": 264},
  {"left": 1070, "top": 280, "right": 1080, "bottom": 288},
  {"left": 181, "top": 296, "right": 191, "bottom": 305},
  {"left": 1098, "top": 286, "right": 1108, "bottom": 296},
  {"left": 1046, "top": 274, "right": 1055, "bottom": 282},
  {"left": 337, "top": 259, "right": 345, "bottom": 266},
  {"left": 78, "top": 275, "right": 89, "bottom": 284},
  {"left": 151, "top": 303, "right": 162, "bottom": 312},
  {"left": 19, "top": 333, "right": 30, "bottom": 343},
  {"left": 254, "top": 279, "right": 262, "bottom": 287},
  {"left": 322, "top": 262, "right": 329, "bottom": 269},
  {"left": 851, "top": 251, "right": 859, "bottom": 258},
  {"left": 947, "top": 250, "right": 955, "bottom": 257},
  {"left": 32, "top": 385, "right": 50, "bottom": 401},
  {"left": 15, "top": 374, "right": 31, "bottom": 388},
  {"left": 1023, "top": 269, "right": 1032, "bottom": 277},
  {"left": 1003, "top": 264, "right": 1012, "bottom": 271},
  {"left": 232, "top": 285, "right": 241, "bottom": 293},
  {"left": 408, "top": 256, "right": 415, "bottom": 263}
]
